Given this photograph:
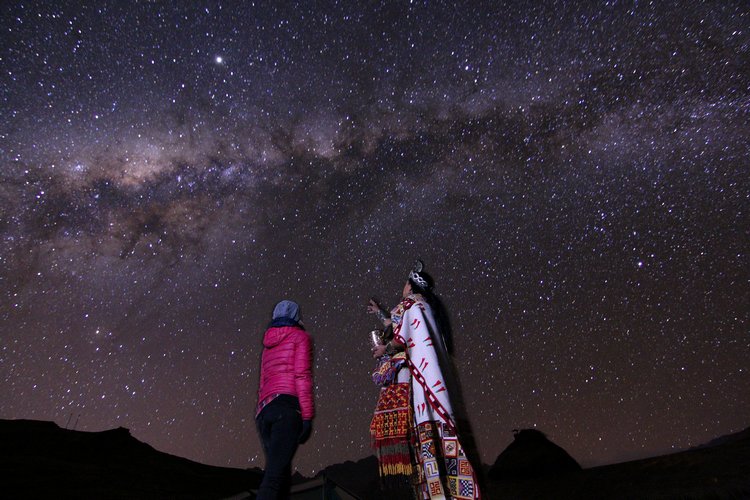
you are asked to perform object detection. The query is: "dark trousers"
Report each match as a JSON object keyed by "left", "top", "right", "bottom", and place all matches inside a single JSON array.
[{"left": 256, "top": 395, "right": 302, "bottom": 500}]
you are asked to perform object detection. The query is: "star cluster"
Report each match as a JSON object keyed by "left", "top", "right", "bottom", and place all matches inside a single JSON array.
[{"left": 1, "top": 1, "right": 748, "bottom": 474}]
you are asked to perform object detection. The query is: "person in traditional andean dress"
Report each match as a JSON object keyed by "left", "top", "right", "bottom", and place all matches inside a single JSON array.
[{"left": 368, "top": 261, "right": 481, "bottom": 500}]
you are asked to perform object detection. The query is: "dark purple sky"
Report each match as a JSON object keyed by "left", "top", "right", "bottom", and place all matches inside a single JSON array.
[{"left": 1, "top": 1, "right": 748, "bottom": 475}]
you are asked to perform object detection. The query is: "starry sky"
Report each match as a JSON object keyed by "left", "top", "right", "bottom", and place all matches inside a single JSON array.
[{"left": 1, "top": 1, "right": 748, "bottom": 476}]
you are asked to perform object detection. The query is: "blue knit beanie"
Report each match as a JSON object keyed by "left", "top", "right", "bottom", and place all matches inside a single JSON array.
[{"left": 272, "top": 300, "right": 301, "bottom": 323}]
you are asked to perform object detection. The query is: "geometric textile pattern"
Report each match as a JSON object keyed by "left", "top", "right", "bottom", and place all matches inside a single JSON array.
[
  {"left": 413, "top": 421, "right": 480, "bottom": 499},
  {"left": 391, "top": 296, "right": 480, "bottom": 498},
  {"left": 371, "top": 383, "right": 413, "bottom": 478},
  {"left": 371, "top": 383, "right": 411, "bottom": 440}
]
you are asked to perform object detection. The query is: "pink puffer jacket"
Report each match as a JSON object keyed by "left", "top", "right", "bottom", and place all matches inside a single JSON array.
[{"left": 257, "top": 325, "right": 314, "bottom": 420}]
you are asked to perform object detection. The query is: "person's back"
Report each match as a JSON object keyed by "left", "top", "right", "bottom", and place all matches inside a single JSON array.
[{"left": 257, "top": 324, "right": 314, "bottom": 418}]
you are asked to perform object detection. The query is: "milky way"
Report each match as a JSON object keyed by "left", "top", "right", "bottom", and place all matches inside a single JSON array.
[{"left": 1, "top": 1, "right": 748, "bottom": 474}]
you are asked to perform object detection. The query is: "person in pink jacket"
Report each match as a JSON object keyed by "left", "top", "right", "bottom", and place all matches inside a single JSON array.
[{"left": 255, "top": 300, "right": 314, "bottom": 499}]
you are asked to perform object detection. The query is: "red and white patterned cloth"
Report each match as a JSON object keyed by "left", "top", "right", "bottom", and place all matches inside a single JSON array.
[{"left": 393, "top": 295, "right": 480, "bottom": 499}]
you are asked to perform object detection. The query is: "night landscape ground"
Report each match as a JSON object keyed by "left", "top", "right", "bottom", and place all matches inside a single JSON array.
[{"left": 1, "top": 418, "right": 748, "bottom": 499}]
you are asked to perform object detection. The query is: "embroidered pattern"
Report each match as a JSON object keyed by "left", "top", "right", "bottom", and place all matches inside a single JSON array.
[
  {"left": 370, "top": 382, "right": 413, "bottom": 477},
  {"left": 371, "top": 383, "right": 411, "bottom": 440},
  {"left": 413, "top": 421, "right": 480, "bottom": 499},
  {"left": 372, "top": 352, "right": 407, "bottom": 386},
  {"left": 377, "top": 294, "right": 481, "bottom": 499}
]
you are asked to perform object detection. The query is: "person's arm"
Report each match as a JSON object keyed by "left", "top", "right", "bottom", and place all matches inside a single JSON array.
[
  {"left": 294, "top": 331, "right": 315, "bottom": 421},
  {"left": 372, "top": 335, "right": 405, "bottom": 358},
  {"left": 367, "top": 298, "right": 392, "bottom": 327}
]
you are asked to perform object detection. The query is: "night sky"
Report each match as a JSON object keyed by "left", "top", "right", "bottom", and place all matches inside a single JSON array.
[{"left": 1, "top": 1, "right": 748, "bottom": 476}]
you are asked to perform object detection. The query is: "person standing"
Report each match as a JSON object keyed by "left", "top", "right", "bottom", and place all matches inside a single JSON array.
[
  {"left": 256, "top": 300, "right": 314, "bottom": 499},
  {"left": 369, "top": 262, "right": 480, "bottom": 499}
]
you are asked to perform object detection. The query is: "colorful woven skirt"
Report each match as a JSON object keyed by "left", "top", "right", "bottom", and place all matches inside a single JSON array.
[{"left": 371, "top": 382, "right": 413, "bottom": 478}]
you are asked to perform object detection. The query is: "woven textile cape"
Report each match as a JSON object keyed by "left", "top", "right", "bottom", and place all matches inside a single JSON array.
[{"left": 393, "top": 295, "right": 481, "bottom": 500}]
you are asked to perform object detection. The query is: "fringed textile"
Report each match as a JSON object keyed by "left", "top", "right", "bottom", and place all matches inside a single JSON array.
[{"left": 371, "top": 382, "right": 413, "bottom": 479}]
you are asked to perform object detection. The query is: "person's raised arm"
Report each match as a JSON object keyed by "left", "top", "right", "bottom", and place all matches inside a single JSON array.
[{"left": 367, "top": 298, "right": 392, "bottom": 327}]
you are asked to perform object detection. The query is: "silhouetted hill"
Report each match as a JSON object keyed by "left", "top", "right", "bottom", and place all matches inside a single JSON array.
[
  {"left": 3, "top": 418, "right": 749, "bottom": 499},
  {"left": 319, "top": 455, "right": 384, "bottom": 499},
  {"left": 489, "top": 428, "right": 581, "bottom": 480},
  {"left": 0, "top": 418, "right": 260, "bottom": 499},
  {"left": 486, "top": 427, "right": 750, "bottom": 499},
  {"left": 693, "top": 426, "right": 750, "bottom": 450}
]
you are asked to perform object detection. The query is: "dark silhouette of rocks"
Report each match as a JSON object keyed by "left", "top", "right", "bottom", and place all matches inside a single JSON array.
[
  {"left": 692, "top": 426, "right": 750, "bottom": 450},
  {"left": 489, "top": 428, "right": 581, "bottom": 480},
  {"left": 0, "top": 418, "right": 260, "bottom": 499},
  {"left": 2, "top": 418, "right": 749, "bottom": 499},
  {"left": 318, "top": 455, "right": 383, "bottom": 499},
  {"left": 487, "top": 426, "right": 750, "bottom": 499}
]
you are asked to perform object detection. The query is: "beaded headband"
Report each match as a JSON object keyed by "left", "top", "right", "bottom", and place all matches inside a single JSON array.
[{"left": 408, "top": 260, "right": 429, "bottom": 290}]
